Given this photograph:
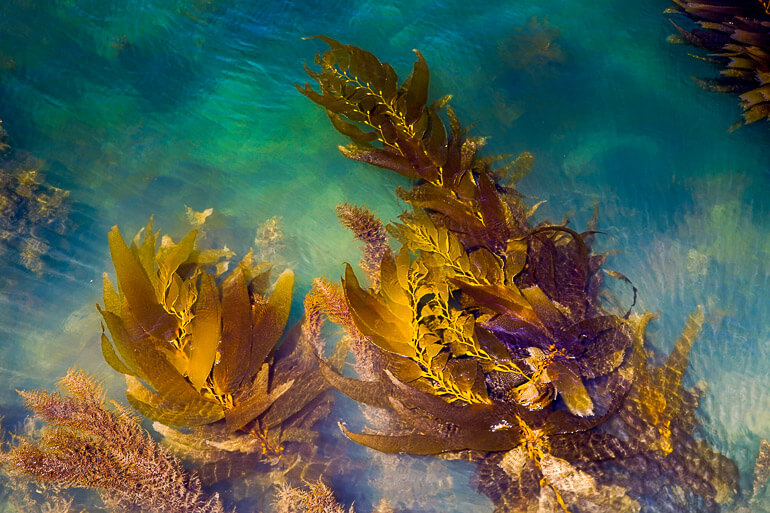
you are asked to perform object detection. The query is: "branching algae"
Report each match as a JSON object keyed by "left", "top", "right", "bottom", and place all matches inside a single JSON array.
[
  {"left": 98, "top": 217, "right": 341, "bottom": 484},
  {"left": 1, "top": 368, "right": 228, "bottom": 513},
  {"left": 666, "top": 0, "right": 770, "bottom": 130},
  {"left": 299, "top": 37, "right": 759, "bottom": 512}
]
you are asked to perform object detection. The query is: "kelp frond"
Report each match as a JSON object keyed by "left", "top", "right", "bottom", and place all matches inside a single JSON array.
[
  {"left": 301, "top": 38, "right": 743, "bottom": 513},
  {"left": 1, "top": 369, "right": 228, "bottom": 513},
  {"left": 99, "top": 216, "right": 338, "bottom": 478},
  {"left": 666, "top": 0, "right": 770, "bottom": 128}
]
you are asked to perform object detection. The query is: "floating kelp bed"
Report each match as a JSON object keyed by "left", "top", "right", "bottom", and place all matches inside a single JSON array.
[
  {"left": 1, "top": 38, "right": 769, "bottom": 513},
  {"left": 666, "top": 0, "right": 770, "bottom": 130}
]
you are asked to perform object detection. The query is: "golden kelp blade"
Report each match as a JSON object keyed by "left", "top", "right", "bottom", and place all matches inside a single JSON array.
[{"left": 107, "top": 225, "right": 178, "bottom": 342}]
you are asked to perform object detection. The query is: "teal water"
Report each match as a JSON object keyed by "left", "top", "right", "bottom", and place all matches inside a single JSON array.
[{"left": 0, "top": 0, "right": 769, "bottom": 511}]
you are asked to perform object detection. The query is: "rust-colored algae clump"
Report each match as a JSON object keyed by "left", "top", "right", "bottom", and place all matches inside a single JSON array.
[
  {"left": 0, "top": 369, "right": 229, "bottom": 513},
  {"left": 299, "top": 37, "right": 749, "bottom": 512}
]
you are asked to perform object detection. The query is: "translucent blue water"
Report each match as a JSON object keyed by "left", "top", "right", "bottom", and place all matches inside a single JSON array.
[{"left": 1, "top": 0, "right": 769, "bottom": 511}]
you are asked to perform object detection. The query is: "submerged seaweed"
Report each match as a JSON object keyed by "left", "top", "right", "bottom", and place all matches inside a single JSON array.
[
  {"left": 300, "top": 37, "right": 747, "bottom": 512},
  {"left": 0, "top": 369, "right": 228, "bottom": 513},
  {"left": 0, "top": 122, "right": 71, "bottom": 278},
  {"left": 666, "top": 0, "right": 770, "bottom": 130},
  {"left": 98, "top": 217, "right": 340, "bottom": 485}
]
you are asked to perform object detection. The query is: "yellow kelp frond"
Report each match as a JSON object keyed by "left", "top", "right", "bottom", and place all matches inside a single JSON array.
[
  {"left": 298, "top": 36, "right": 440, "bottom": 183},
  {"left": 100, "top": 217, "right": 339, "bottom": 462}
]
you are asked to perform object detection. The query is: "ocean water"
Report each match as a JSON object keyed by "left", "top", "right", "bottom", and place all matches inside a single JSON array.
[{"left": 0, "top": 0, "right": 769, "bottom": 511}]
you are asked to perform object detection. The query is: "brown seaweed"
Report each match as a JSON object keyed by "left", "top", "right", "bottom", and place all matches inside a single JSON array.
[
  {"left": 99, "top": 217, "right": 337, "bottom": 479},
  {"left": 300, "top": 37, "right": 747, "bottom": 513},
  {"left": 0, "top": 369, "right": 228, "bottom": 513}
]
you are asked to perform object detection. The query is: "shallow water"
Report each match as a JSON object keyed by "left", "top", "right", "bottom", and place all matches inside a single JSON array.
[{"left": 0, "top": 0, "right": 769, "bottom": 511}]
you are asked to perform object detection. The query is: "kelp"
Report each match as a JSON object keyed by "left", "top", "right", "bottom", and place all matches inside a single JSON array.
[
  {"left": 666, "top": 0, "right": 770, "bottom": 130},
  {"left": 99, "top": 217, "right": 336, "bottom": 477},
  {"left": 0, "top": 369, "right": 228, "bottom": 513},
  {"left": 300, "top": 38, "right": 746, "bottom": 512}
]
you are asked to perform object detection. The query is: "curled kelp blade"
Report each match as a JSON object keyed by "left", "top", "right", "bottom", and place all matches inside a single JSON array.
[
  {"left": 186, "top": 272, "right": 221, "bottom": 391},
  {"left": 314, "top": 351, "right": 393, "bottom": 409},
  {"left": 125, "top": 375, "right": 224, "bottom": 427},
  {"left": 339, "top": 424, "right": 455, "bottom": 455}
]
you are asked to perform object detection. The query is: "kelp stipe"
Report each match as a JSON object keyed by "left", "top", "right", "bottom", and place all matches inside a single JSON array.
[
  {"left": 300, "top": 38, "right": 749, "bottom": 512},
  {"left": 0, "top": 369, "right": 229, "bottom": 513},
  {"left": 666, "top": 0, "right": 770, "bottom": 130},
  {"left": 99, "top": 216, "right": 341, "bottom": 484}
]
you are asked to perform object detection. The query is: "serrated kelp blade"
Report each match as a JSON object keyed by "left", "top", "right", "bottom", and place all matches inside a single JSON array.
[
  {"left": 100, "top": 332, "right": 135, "bottom": 376},
  {"left": 386, "top": 371, "right": 508, "bottom": 433},
  {"left": 567, "top": 316, "right": 633, "bottom": 378},
  {"left": 402, "top": 49, "right": 429, "bottom": 124},
  {"left": 213, "top": 266, "right": 252, "bottom": 393},
  {"left": 520, "top": 285, "right": 569, "bottom": 334},
  {"left": 125, "top": 376, "right": 224, "bottom": 426},
  {"left": 225, "top": 379, "right": 294, "bottom": 433},
  {"left": 452, "top": 281, "right": 541, "bottom": 326},
  {"left": 327, "top": 111, "right": 378, "bottom": 143},
  {"left": 261, "top": 369, "right": 327, "bottom": 429},
  {"left": 476, "top": 171, "right": 509, "bottom": 247},
  {"left": 340, "top": 424, "right": 453, "bottom": 454},
  {"left": 397, "top": 184, "right": 485, "bottom": 234},
  {"left": 547, "top": 432, "right": 635, "bottom": 462},
  {"left": 338, "top": 143, "right": 422, "bottom": 179},
  {"left": 107, "top": 225, "right": 178, "bottom": 341},
  {"left": 315, "top": 352, "right": 392, "bottom": 409},
  {"left": 249, "top": 269, "right": 294, "bottom": 374},
  {"left": 295, "top": 83, "right": 352, "bottom": 113},
  {"left": 343, "top": 264, "right": 414, "bottom": 357},
  {"left": 187, "top": 272, "right": 221, "bottom": 391},
  {"left": 136, "top": 217, "right": 158, "bottom": 283},
  {"left": 98, "top": 308, "right": 162, "bottom": 386},
  {"left": 661, "top": 305, "right": 704, "bottom": 390}
]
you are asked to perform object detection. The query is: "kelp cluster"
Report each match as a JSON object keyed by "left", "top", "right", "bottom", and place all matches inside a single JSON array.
[
  {"left": 98, "top": 217, "right": 341, "bottom": 484},
  {"left": 666, "top": 0, "right": 770, "bottom": 130},
  {"left": 0, "top": 121, "right": 71, "bottom": 277},
  {"left": 2, "top": 36, "right": 768, "bottom": 513},
  {"left": 299, "top": 38, "right": 755, "bottom": 512},
  {"left": 0, "top": 369, "right": 227, "bottom": 513}
]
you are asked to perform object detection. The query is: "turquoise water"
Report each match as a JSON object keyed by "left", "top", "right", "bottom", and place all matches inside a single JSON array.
[{"left": 0, "top": 0, "right": 769, "bottom": 511}]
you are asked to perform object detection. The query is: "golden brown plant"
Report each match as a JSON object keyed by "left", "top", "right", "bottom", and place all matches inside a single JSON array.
[
  {"left": 300, "top": 37, "right": 745, "bottom": 513},
  {"left": 1, "top": 369, "right": 228, "bottom": 513},
  {"left": 99, "top": 217, "right": 341, "bottom": 483}
]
